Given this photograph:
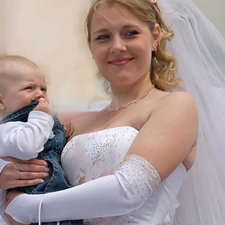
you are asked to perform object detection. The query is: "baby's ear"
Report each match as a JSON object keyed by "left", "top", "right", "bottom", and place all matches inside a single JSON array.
[{"left": 0, "top": 93, "right": 6, "bottom": 110}]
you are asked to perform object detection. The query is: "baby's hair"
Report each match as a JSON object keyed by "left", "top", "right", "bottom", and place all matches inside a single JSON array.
[
  {"left": 0, "top": 55, "right": 38, "bottom": 70},
  {"left": 0, "top": 55, "right": 40, "bottom": 90}
]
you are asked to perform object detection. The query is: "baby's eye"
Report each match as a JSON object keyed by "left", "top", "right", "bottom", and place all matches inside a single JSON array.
[
  {"left": 41, "top": 88, "right": 47, "bottom": 93},
  {"left": 24, "top": 86, "right": 33, "bottom": 90},
  {"left": 125, "top": 30, "right": 139, "bottom": 37}
]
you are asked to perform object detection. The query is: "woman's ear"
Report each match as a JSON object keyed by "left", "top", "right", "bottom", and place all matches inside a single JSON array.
[{"left": 152, "top": 24, "right": 160, "bottom": 51}]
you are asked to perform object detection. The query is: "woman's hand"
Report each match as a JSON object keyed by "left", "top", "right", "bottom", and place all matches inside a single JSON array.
[
  {"left": 0, "top": 157, "right": 49, "bottom": 190},
  {"left": 5, "top": 190, "right": 28, "bottom": 225}
]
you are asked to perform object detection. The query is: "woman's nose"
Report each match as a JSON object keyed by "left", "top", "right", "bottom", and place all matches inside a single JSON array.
[{"left": 110, "top": 36, "right": 126, "bottom": 53}]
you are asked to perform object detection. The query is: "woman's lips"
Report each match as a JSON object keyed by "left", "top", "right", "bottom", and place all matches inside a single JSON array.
[{"left": 108, "top": 57, "right": 134, "bottom": 66}]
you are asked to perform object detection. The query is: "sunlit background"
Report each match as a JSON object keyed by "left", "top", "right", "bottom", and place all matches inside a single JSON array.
[{"left": 0, "top": 0, "right": 224, "bottom": 112}]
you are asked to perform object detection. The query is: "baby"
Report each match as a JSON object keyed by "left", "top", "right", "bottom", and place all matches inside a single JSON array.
[{"left": 0, "top": 55, "right": 82, "bottom": 225}]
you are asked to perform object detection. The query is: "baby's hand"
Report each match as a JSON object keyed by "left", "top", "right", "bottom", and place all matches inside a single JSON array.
[
  {"left": 33, "top": 98, "right": 54, "bottom": 117},
  {"left": 61, "top": 120, "right": 75, "bottom": 138}
]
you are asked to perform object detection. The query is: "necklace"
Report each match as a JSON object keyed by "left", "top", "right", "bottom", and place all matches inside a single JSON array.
[{"left": 106, "top": 85, "right": 154, "bottom": 114}]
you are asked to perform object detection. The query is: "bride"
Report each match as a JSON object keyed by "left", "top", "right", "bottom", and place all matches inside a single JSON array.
[{"left": 2, "top": 0, "right": 225, "bottom": 224}]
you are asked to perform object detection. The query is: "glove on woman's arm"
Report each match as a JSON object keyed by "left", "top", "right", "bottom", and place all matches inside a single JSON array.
[{"left": 6, "top": 154, "right": 161, "bottom": 224}]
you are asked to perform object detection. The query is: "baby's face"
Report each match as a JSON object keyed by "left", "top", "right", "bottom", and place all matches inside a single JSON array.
[{"left": 1, "top": 64, "right": 48, "bottom": 117}]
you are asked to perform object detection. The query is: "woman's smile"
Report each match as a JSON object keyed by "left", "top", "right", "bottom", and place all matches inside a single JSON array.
[{"left": 108, "top": 57, "right": 134, "bottom": 66}]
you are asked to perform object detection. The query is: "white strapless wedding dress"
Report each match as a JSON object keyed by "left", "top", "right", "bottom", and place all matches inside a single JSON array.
[{"left": 61, "top": 126, "right": 187, "bottom": 225}]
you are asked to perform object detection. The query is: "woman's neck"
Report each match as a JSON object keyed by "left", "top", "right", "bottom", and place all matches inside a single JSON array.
[{"left": 107, "top": 84, "right": 155, "bottom": 114}]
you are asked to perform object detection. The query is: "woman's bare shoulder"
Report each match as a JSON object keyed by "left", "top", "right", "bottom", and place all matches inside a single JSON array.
[{"left": 156, "top": 91, "right": 197, "bottom": 111}]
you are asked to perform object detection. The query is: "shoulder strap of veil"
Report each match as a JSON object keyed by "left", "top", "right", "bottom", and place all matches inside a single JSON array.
[{"left": 157, "top": 0, "right": 225, "bottom": 224}]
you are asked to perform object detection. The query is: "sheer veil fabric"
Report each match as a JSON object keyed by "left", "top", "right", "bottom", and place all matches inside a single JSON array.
[{"left": 157, "top": 0, "right": 225, "bottom": 224}]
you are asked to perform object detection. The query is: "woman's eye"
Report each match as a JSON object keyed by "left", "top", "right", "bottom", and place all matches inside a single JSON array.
[
  {"left": 96, "top": 35, "right": 110, "bottom": 41},
  {"left": 125, "top": 30, "right": 139, "bottom": 37}
]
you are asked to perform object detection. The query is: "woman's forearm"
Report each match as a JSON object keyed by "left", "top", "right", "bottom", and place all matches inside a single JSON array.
[
  {"left": 0, "top": 159, "right": 10, "bottom": 224},
  {"left": 6, "top": 154, "right": 161, "bottom": 224}
]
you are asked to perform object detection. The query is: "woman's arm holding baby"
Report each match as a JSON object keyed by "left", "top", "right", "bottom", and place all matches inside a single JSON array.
[{"left": 0, "top": 157, "right": 48, "bottom": 225}]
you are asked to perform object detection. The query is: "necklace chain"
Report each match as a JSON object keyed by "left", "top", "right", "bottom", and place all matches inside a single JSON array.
[{"left": 106, "top": 85, "right": 155, "bottom": 114}]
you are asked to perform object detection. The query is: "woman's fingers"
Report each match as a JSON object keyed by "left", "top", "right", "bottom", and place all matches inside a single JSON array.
[
  {"left": 0, "top": 163, "right": 48, "bottom": 190},
  {"left": 2, "top": 157, "right": 49, "bottom": 172},
  {"left": 0, "top": 158, "right": 49, "bottom": 190},
  {"left": 15, "top": 171, "right": 49, "bottom": 180},
  {"left": 13, "top": 162, "right": 49, "bottom": 173},
  {"left": 3, "top": 157, "right": 48, "bottom": 166},
  {"left": 7, "top": 178, "right": 45, "bottom": 189}
]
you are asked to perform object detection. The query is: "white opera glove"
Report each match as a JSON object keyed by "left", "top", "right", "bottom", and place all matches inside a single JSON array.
[{"left": 6, "top": 154, "right": 161, "bottom": 224}]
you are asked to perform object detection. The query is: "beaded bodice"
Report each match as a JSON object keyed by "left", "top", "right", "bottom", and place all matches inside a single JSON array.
[{"left": 61, "top": 126, "right": 187, "bottom": 225}]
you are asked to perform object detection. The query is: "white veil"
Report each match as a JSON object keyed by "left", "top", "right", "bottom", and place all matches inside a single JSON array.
[{"left": 157, "top": 0, "right": 225, "bottom": 224}]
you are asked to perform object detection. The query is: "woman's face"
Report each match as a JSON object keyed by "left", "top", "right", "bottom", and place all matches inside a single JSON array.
[{"left": 89, "top": 3, "right": 159, "bottom": 88}]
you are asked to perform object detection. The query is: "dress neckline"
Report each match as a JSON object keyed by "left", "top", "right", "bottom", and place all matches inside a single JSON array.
[
  {"left": 70, "top": 126, "right": 139, "bottom": 139},
  {"left": 68, "top": 126, "right": 187, "bottom": 173}
]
